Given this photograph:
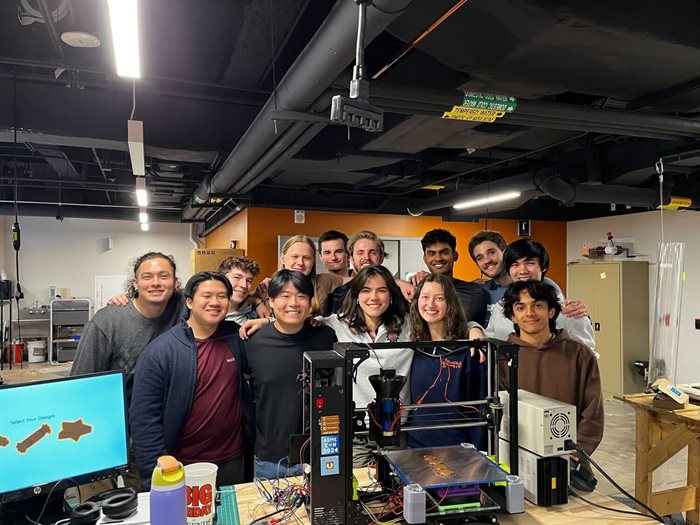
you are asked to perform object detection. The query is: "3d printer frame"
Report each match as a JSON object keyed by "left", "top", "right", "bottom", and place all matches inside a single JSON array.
[{"left": 302, "top": 339, "right": 519, "bottom": 524}]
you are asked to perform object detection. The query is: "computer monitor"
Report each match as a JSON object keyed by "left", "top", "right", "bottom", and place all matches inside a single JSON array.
[{"left": 0, "top": 371, "right": 129, "bottom": 509}]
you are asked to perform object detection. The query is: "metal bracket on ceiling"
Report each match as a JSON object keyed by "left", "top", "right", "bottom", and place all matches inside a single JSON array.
[
  {"left": 269, "top": 110, "right": 330, "bottom": 124},
  {"left": 329, "top": 0, "right": 384, "bottom": 133}
]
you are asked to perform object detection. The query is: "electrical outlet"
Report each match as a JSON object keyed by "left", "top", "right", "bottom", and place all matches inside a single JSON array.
[{"left": 330, "top": 95, "right": 384, "bottom": 132}]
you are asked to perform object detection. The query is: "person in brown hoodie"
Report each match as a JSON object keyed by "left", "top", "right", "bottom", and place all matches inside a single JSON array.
[{"left": 501, "top": 279, "right": 604, "bottom": 490}]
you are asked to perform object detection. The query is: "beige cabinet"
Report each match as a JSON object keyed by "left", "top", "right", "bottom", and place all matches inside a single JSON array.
[{"left": 568, "top": 261, "right": 649, "bottom": 396}]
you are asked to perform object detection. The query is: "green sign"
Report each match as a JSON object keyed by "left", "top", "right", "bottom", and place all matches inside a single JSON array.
[{"left": 461, "top": 91, "right": 517, "bottom": 113}]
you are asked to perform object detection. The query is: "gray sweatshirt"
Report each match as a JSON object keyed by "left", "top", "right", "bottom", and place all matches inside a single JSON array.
[{"left": 71, "top": 295, "right": 187, "bottom": 400}]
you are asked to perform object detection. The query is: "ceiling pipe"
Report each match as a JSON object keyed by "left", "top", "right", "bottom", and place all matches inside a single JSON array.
[
  {"left": 370, "top": 83, "right": 700, "bottom": 138},
  {"left": 375, "top": 101, "right": 691, "bottom": 142},
  {"left": 0, "top": 201, "right": 181, "bottom": 221},
  {"left": 408, "top": 170, "right": 664, "bottom": 215},
  {"left": 407, "top": 173, "right": 536, "bottom": 215},
  {"left": 183, "top": 0, "right": 412, "bottom": 220},
  {"left": 534, "top": 173, "right": 660, "bottom": 208}
]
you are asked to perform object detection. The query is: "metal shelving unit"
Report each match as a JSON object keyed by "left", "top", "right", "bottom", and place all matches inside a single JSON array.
[{"left": 49, "top": 299, "right": 91, "bottom": 363}]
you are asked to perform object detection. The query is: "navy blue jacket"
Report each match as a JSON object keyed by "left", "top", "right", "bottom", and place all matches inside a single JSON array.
[
  {"left": 130, "top": 320, "right": 254, "bottom": 488},
  {"left": 408, "top": 347, "right": 486, "bottom": 450}
]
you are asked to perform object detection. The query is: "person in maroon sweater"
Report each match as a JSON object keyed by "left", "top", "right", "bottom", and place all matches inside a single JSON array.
[{"left": 131, "top": 272, "right": 253, "bottom": 487}]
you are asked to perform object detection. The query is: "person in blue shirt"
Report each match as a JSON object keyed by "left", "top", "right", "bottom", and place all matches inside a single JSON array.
[{"left": 407, "top": 274, "right": 487, "bottom": 450}]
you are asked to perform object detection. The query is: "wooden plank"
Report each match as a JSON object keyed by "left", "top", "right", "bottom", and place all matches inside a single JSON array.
[
  {"left": 650, "top": 486, "right": 697, "bottom": 515},
  {"left": 648, "top": 426, "right": 696, "bottom": 471},
  {"left": 635, "top": 408, "right": 653, "bottom": 511},
  {"left": 688, "top": 437, "right": 700, "bottom": 525}
]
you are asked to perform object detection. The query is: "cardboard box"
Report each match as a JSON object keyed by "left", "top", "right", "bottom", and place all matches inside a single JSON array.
[{"left": 192, "top": 248, "right": 245, "bottom": 273}]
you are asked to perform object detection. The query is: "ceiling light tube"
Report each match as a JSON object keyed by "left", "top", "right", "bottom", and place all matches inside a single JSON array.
[
  {"left": 135, "top": 177, "right": 148, "bottom": 206},
  {"left": 138, "top": 207, "right": 148, "bottom": 223},
  {"left": 453, "top": 191, "right": 522, "bottom": 210},
  {"left": 107, "top": 0, "right": 141, "bottom": 78},
  {"left": 140, "top": 222, "right": 149, "bottom": 232}
]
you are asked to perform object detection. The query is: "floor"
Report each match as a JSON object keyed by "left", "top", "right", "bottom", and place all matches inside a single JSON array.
[{"left": 0, "top": 362, "right": 691, "bottom": 522}]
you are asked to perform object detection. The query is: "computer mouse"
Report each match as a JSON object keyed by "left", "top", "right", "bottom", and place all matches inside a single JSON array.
[{"left": 570, "top": 464, "right": 598, "bottom": 493}]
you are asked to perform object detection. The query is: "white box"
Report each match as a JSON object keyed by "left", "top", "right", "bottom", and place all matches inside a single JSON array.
[{"left": 499, "top": 390, "right": 576, "bottom": 457}]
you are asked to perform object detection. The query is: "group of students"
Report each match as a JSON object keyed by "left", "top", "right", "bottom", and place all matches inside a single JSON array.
[{"left": 70, "top": 227, "right": 604, "bottom": 496}]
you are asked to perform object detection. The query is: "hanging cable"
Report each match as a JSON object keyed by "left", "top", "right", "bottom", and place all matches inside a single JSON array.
[
  {"left": 12, "top": 68, "right": 23, "bottom": 354},
  {"left": 655, "top": 158, "right": 664, "bottom": 246},
  {"left": 269, "top": 0, "right": 278, "bottom": 134},
  {"left": 130, "top": 78, "right": 136, "bottom": 120}
]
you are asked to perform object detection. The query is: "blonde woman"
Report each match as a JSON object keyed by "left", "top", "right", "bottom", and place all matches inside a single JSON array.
[{"left": 255, "top": 235, "right": 349, "bottom": 316}]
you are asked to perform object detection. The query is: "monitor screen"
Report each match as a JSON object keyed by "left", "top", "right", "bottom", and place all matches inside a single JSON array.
[{"left": 0, "top": 371, "right": 128, "bottom": 503}]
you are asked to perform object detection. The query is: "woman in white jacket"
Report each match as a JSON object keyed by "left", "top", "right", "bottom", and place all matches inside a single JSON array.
[{"left": 241, "top": 265, "right": 410, "bottom": 405}]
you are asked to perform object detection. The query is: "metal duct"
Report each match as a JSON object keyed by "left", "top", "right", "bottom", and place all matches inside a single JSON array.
[
  {"left": 535, "top": 173, "right": 660, "bottom": 208},
  {"left": 408, "top": 171, "right": 662, "bottom": 214},
  {"left": 183, "top": 0, "right": 412, "bottom": 220},
  {"left": 407, "top": 173, "right": 536, "bottom": 215}
]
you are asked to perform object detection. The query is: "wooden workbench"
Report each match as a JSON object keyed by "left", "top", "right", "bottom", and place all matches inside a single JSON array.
[
  {"left": 621, "top": 393, "right": 700, "bottom": 524},
  {"left": 231, "top": 473, "right": 653, "bottom": 524}
]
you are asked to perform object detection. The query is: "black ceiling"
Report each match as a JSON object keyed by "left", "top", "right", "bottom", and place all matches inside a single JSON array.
[{"left": 1, "top": 0, "right": 699, "bottom": 230}]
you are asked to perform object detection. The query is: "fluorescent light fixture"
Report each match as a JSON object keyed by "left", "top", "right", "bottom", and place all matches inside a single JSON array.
[
  {"left": 140, "top": 222, "right": 149, "bottom": 232},
  {"left": 135, "top": 177, "right": 148, "bottom": 206},
  {"left": 138, "top": 207, "right": 148, "bottom": 223},
  {"left": 128, "top": 120, "right": 145, "bottom": 176},
  {"left": 453, "top": 191, "right": 521, "bottom": 210},
  {"left": 107, "top": 0, "right": 140, "bottom": 78}
]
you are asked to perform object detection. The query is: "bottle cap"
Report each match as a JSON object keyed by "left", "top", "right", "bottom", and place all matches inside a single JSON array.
[{"left": 151, "top": 455, "right": 185, "bottom": 488}]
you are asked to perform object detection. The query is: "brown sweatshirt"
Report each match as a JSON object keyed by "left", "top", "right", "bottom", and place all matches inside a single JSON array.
[{"left": 501, "top": 330, "right": 604, "bottom": 456}]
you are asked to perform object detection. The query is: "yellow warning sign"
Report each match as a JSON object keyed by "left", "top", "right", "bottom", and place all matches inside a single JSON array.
[{"left": 442, "top": 106, "right": 506, "bottom": 122}]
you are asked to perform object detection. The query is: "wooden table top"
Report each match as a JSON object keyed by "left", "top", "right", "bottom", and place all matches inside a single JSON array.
[
  {"left": 620, "top": 393, "right": 700, "bottom": 423},
  {"left": 231, "top": 472, "right": 654, "bottom": 525}
]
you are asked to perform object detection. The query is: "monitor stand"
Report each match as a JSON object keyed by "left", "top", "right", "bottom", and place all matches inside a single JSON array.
[{"left": 1, "top": 491, "right": 70, "bottom": 525}]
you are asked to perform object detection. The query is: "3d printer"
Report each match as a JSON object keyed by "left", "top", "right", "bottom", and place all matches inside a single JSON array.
[{"left": 300, "top": 339, "right": 523, "bottom": 525}]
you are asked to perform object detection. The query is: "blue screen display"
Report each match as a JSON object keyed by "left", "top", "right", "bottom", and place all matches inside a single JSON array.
[{"left": 0, "top": 372, "right": 128, "bottom": 494}]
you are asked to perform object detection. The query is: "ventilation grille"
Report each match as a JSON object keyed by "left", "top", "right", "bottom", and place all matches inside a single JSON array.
[{"left": 550, "top": 412, "right": 571, "bottom": 439}]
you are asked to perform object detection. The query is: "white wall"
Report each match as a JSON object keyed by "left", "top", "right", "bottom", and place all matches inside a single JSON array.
[
  {"left": 1, "top": 216, "right": 195, "bottom": 309},
  {"left": 567, "top": 210, "right": 700, "bottom": 383}
]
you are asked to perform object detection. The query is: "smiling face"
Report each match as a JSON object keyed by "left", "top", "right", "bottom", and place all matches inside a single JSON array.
[
  {"left": 186, "top": 279, "right": 230, "bottom": 332},
  {"left": 509, "top": 290, "right": 555, "bottom": 338},
  {"left": 472, "top": 240, "right": 504, "bottom": 279},
  {"left": 269, "top": 281, "right": 311, "bottom": 331},
  {"left": 351, "top": 238, "right": 384, "bottom": 272},
  {"left": 320, "top": 238, "right": 349, "bottom": 274},
  {"left": 508, "top": 257, "right": 544, "bottom": 282},
  {"left": 224, "top": 267, "right": 255, "bottom": 308},
  {"left": 133, "top": 257, "right": 176, "bottom": 307},
  {"left": 423, "top": 242, "right": 457, "bottom": 277},
  {"left": 357, "top": 274, "right": 391, "bottom": 322},
  {"left": 280, "top": 241, "right": 315, "bottom": 276},
  {"left": 417, "top": 281, "right": 448, "bottom": 326}
]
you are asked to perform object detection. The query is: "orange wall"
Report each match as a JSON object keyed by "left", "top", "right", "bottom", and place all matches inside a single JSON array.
[
  {"left": 205, "top": 207, "right": 568, "bottom": 294},
  {"left": 205, "top": 208, "right": 248, "bottom": 251}
]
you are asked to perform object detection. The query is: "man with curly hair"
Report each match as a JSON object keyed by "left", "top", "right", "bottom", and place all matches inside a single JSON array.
[{"left": 218, "top": 256, "right": 262, "bottom": 324}]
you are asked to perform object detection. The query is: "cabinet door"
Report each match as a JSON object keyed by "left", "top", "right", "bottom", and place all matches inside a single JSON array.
[
  {"left": 592, "top": 264, "right": 622, "bottom": 395},
  {"left": 569, "top": 263, "right": 622, "bottom": 395}
]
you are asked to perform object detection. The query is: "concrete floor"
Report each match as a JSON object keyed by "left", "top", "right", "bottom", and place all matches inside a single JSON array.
[{"left": 1, "top": 362, "right": 692, "bottom": 522}]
